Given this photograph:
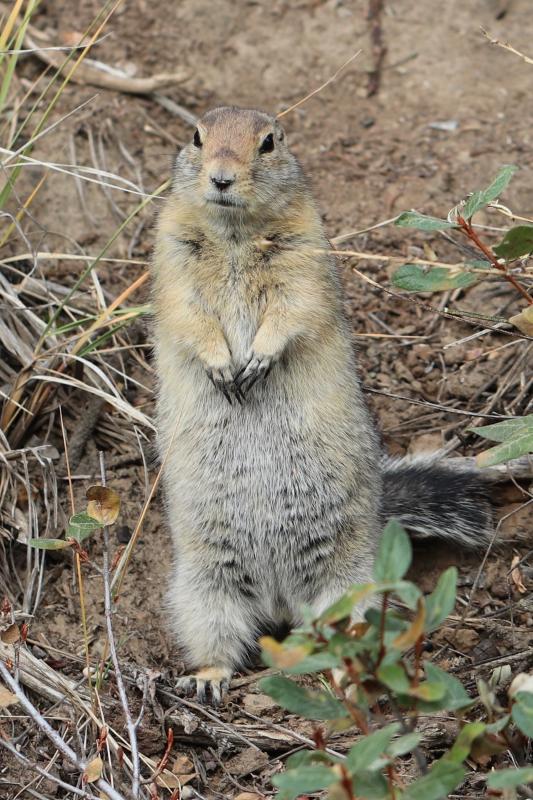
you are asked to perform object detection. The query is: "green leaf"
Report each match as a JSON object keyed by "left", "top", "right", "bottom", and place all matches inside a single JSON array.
[
  {"left": 424, "top": 662, "right": 473, "bottom": 711},
  {"left": 395, "top": 211, "right": 458, "bottom": 231},
  {"left": 285, "top": 750, "right": 340, "bottom": 768},
  {"left": 402, "top": 758, "right": 465, "bottom": 800},
  {"left": 259, "top": 676, "right": 348, "bottom": 720},
  {"left": 377, "top": 663, "right": 411, "bottom": 694},
  {"left": 470, "top": 415, "right": 533, "bottom": 468},
  {"left": 393, "top": 581, "right": 422, "bottom": 610},
  {"left": 512, "top": 691, "right": 533, "bottom": 737},
  {"left": 487, "top": 767, "right": 533, "bottom": 790},
  {"left": 282, "top": 651, "right": 341, "bottom": 675},
  {"left": 461, "top": 165, "right": 518, "bottom": 220},
  {"left": 272, "top": 765, "right": 338, "bottom": 800},
  {"left": 392, "top": 264, "right": 479, "bottom": 293},
  {"left": 494, "top": 225, "right": 533, "bottom": 260},
  {"left": 387, "top": 732, "right": 422, "bottom": 757},
  {"left": 485, "top": 714, "right": 511, "bottom": 734},
  {"left": 408, "top": 681, "right": 446, "bottom": 702},
  {"left": 346, "top": 723, "right": 400, "bottom": 773},
  {"left": 447, "top": 722, "right": 486, "bottom": 762},
  {"left": 470, "top": 415, "right": 533, "bottom": 444},
  {"left": 317, "top": 583, "right": 376, "bottom": 625},
  {"left": 424, "top": 567, "right": 458, "bottom": 632},
  {"left": 352, "top": 770, "right": 390, "bottom": 799},
  {"left": 374, "top": 519, "right": 412, "bottom": 583},
  {"left": 476, "top": 432, "right": 533, "bottom": 468},
  {"left": 68, "top": 512, "right": 102, "bottom": 543},
  {"left": 28, "top": 538, "right": 72, "bottom": 550}
]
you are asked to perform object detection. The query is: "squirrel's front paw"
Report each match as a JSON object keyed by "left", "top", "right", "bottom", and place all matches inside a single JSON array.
[
  {"left": 235, "top": 350, "right": 275, "bottom": 395},
  {"left": 202, "top": 355, "right": 244, "bottom": 405},
  {"left": 176, "top": 666, "right": 231, "bottom": 706}
]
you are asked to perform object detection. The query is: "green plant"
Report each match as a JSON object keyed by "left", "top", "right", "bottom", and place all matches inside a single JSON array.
[
  {"left": 389, "top": 167, "right": 533, "bottom": 469},
  {"left": 392, "top": 165, "right": 532, "bottom": 311},
  {"left": 259, "top": 521, "right": 533, "bottom": 799}
]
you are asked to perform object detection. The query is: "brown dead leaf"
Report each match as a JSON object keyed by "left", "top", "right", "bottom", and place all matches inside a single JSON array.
[
  {"left": 452, "top": 628, "right": 480, "bottom": 651},
  {"left": 86, "top": 485, "right": 120, "bottom": 525},
  {"left": 225, "top": 747, "right": 269, "bottom": 776},
  {"left": 511, "top": 555, "right": 527, "bottom": 594},
  {"left": 235, "top": 794, "right": 265, "bottom": 800},
  {"left": 509, "top": 306, "right": 533, "bottom": 336},
  {"left": 156, "top": 769, "right": 196, "bottom": 789},
  {"left": 1, "top": 624, "right": 20, "bottom": 644},
  {"left": 172, "top": 754, "right": 195, "bottom": 775},
  {"left": 0, "top": 684, "right": 19, "bottom": 708},
  {"left": 83, "top": 755, "right": 103, "bottom": 783}
]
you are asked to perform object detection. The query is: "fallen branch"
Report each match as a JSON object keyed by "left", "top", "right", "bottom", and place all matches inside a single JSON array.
[
  {"left": 25, "top": 26, "right": 189, "bottom": 95},
  {"left": 0, "top": 638, "right": 92, "bottom": 705},
  {"left": 447, "top": 455, "right": 533, "bottom": 483},
  {"left": 166, "top": 707, "right": 455, "bottom": 755}
]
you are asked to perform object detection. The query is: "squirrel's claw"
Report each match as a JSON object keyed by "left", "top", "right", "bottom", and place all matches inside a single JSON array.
[
  {"left": 206, "top": 366, "right": 240, "bottom": 404},
  {"left": 235, "top": 353, "right": 273, "bottom": 394},
  {"left": 175, "top": 673, "right": 230, "bottom": 706}
]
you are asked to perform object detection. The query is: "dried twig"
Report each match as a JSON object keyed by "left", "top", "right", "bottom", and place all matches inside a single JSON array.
[
  {"left": 0, "top": 659, "right": 126, "bottom": 800},
  {"left": 277, "top": 50, "right": 361, "bottom": 119},
  {"left": 99, "top": 451, "right": 141, "bottom": 798},
  {"left": 481, "top": 27, "right": 533, "bottom": 65}
]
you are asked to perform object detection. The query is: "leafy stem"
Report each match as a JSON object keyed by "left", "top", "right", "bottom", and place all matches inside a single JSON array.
[{"left": 457, "top": 215, "right": 532, "bottom": 305}]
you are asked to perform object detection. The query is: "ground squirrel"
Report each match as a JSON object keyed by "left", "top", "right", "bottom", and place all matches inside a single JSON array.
[{"left": 151, "top": 106, "right": 492, "bottom": 704}]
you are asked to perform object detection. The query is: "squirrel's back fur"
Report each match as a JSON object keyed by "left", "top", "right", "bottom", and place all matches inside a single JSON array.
[{"left": 151, "top": 107, "right": 493, "bottom": 703}]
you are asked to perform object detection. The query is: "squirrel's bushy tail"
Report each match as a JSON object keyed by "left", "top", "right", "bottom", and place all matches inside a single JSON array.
[{"left": 381, "top": 456, "right": 494, "bottom": 548}]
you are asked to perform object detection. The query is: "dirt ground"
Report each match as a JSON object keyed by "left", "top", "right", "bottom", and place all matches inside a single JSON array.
[{"left": 1, "top": 0, "right": 532, "bottom": 797}]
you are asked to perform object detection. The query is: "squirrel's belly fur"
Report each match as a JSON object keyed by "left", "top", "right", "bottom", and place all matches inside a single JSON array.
[
  {"left": 156, "top": 329, "right": 381, "bottom": 632},
  {"left": 151, "top": 105, "right": 493, "bottom": 700}
]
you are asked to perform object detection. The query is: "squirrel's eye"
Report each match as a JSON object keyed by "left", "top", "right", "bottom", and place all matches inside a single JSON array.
[
  {"left": 259, "top": 133, "right": 274, "bottom": 154},
  {"left": 193, "top": 129, "right": 202, "bottom": 148}
]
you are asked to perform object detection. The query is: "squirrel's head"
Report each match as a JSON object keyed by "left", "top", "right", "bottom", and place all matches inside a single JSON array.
[{"left": 173, "top": 107, "right": 304, "bottom": 219}]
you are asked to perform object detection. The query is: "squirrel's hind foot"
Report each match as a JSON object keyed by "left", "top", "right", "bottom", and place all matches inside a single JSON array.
[{"left": 176, "top": 666, "right": 232, "bottom": 706}]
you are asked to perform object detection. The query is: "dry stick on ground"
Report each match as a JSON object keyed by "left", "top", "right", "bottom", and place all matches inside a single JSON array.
[
  {"left": 98, "top": 450, "right": 142, "bottom": 799},
  {"left": 24, "top": 26, "right": 189, "bottom": 94},
  {"left": 367, "top": 0, "right": 387, "bottom": 96},
  {"left": 0, "top": 659, "right": 126, "bottom": 800}
]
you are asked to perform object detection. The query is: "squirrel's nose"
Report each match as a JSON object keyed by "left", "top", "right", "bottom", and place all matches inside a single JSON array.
[{"left": 210, "top": 174, "right": 235, "bottom": 191}]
